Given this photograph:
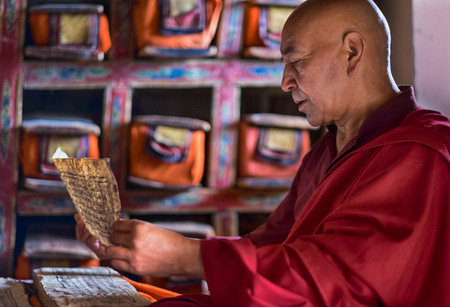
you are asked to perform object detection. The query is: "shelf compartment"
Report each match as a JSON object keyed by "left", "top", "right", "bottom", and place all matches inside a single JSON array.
[{"left": 17, "top": 191, "right": 75, "bottom": 216}]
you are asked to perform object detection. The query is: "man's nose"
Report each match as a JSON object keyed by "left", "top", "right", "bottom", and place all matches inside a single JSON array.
[{"left": 281, "top": 66, "right": 297, "bottom": 92}]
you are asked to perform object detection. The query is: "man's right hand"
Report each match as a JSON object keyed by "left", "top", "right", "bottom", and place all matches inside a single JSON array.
[{"left": 75, "top": 214, "right": 204, "bottom": 278}]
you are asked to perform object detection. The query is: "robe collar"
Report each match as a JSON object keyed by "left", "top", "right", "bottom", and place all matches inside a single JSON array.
[{"left": 325, "top": 85, "right": 419, "bottom": 167}]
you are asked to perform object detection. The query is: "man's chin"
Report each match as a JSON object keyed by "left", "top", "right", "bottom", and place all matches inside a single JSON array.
[{"left": 305, "top": 115, "right": 320, "bottom": 128}]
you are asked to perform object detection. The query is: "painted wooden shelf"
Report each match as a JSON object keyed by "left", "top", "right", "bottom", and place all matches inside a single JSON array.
[{"left": 1, "top": 0, "right": 295, "bottom": 277}]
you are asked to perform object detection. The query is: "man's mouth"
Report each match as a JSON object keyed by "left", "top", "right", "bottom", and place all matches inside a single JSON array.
[{"left": 295, "top": 99, "right": 308, "bottom": 109}]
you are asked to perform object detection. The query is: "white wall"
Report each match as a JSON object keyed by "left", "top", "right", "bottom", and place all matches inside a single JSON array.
[
  {"left": 413, "top": 0, "right": 450, "bottom": 116},
  {"left": 377, "top": 0, "right": 414, "bottom": 86}
]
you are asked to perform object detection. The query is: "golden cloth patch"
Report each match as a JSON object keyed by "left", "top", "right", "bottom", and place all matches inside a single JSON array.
[
  {"left": 264, "top": 128, "right": 297, "bottom": 152},
  {"left": 154, "top": 126, "right": 190, "bottom": 147},
  {"left": 59, "top": 14, "right": 90, "bottom": 45},
  {"left": 267, "top": 7, "right": 293, "bottom": 34}
]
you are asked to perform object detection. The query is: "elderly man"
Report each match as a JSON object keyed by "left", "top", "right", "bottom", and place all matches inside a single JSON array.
[{"left": 76, "top": 0, "right": 450, "bottom": 305}]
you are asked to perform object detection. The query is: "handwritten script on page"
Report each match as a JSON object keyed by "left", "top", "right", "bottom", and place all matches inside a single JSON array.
[
  {"left": 33, "top": 267, "right": 151, "bottom": 306},
  {"left": 53, "top": 157, "right": 120, "bottom": 246}
]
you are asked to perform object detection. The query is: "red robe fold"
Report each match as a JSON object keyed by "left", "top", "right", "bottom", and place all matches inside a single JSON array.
[
  {"left": 198, "top": 109, "right": 450, "bottom": 306},
  {"left": 153, "top": 99, "right": 449, "bottom": 306}
]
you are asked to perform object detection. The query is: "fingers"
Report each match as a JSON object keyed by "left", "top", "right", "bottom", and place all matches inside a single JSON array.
[
  {"left": 74, "top": 214, "right": 89, "bottom": 242},
  {"left": 108, "top": 231, "right": 132, "bottom": 247},
  {"left": 111, "top": 219, "right": 134, "bottom": 232},
  {"left": 108, "top": 219, "right": 135, "bottom": 247},
  {"left": 75, "top": 215, "right": 97, "bottom": 247},
  {"left": 109, "top": 219, "right": 147, "bottom": 247},
  {"left": 98, "top": 219, "right": 203, "bottom": 277},
  {"left": 104, "top": 245, "right": 135, "bottom": 273},
  {"left": 105, "top": 245, "right": 130, "bottom": 260},
  {"left": 74, "top": 214, "right": 111, "bottom": 260}
]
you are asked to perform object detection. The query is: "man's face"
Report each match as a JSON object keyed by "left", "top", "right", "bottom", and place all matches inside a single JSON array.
[{"left": 280, "top": 16, "right": 350, "bottom": 127}]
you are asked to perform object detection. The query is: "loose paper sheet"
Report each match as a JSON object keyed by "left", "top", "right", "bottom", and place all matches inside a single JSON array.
[{"left": 53, "top": 156, "right": 120, "bottom": 246}]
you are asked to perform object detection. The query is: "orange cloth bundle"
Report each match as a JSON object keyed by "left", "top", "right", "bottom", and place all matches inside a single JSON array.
[
  {"left": 20, "top": 133, "right": 99, "bottom": 179},
  {"left": 19, "top": 116, "right": 100, "bottom": 183},
  {"left": 128, "top": 115, "right": 211, "bottom": 188},
  {"left": 237, "top": 113, "right": 313, "bottom": 188},
  {"left": 243, "top": 1, "right": 298, "bottom": 59},
  {"left": 124, "top": 276, "right": 181, "bottom": 303},
  {"left": 26, "top": 4, "right": 111, "bottom": 60},
  {"left": 133, "top": 0, "right": 222, "bottom": 56}
]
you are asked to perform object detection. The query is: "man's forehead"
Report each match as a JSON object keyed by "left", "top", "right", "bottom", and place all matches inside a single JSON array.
[
  {"left": 280, "top": 20, "right": 317, "bottom": 57},
  {"left": 280, "top": 4, "right": 347, "bottom": 56}
]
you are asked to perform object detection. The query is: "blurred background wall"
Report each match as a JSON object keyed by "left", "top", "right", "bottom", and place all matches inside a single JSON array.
[{"left": 413, "top": 0, "right": 450, "bottom": 117}]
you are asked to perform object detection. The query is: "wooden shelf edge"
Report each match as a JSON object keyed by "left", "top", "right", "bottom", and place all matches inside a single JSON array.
[
  {"left": 22, "top": 59, "right": 285, "bottom": 89},
  {"left": 17, "top": 187, "right": 288, "bottom": 215}
]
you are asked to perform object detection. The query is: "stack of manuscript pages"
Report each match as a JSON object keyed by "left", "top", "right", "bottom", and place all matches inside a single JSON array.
[
  {"left": 33, "top": 267, "right": 151, "bottom": 306},
  {"left": 0, "top": 278, "right": 33, "bottom": 307}
]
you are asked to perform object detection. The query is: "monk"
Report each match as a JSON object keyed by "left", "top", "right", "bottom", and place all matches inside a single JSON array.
[{"left": 76, "top": 0, "right": 450, "bottom": 306}]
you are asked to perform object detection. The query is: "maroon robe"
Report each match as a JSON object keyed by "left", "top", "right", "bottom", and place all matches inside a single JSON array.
[{"left": 154, "top": 87, "right": 450, "bottom": 306}]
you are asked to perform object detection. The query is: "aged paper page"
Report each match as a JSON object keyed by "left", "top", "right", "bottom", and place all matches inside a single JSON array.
[
  {"left": 53, "top": 157, "right": 120, "bottom": 246},
  {"left": 0, "top": 278, "right": 33, "bottom": 307},
  {"left": 33, "top": 267, "right": 151, "bottom": 307}
]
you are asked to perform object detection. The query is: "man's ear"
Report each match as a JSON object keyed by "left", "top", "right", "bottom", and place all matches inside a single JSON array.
[{"left": 343, "top": 32, "right": 365, "bottom": 76}]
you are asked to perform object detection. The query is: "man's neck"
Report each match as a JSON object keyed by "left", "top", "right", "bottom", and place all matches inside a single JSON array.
[
  {"left": 334, "top": 84, "right": 401, "bottom": 154},
  {"left": 335, "top": 126, "right": 359, "bottom": 154}
]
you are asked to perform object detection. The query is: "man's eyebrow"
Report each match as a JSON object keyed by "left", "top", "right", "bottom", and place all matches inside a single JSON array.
[{"left": 281, "top": 45, "right": 295, "bottom": 56}]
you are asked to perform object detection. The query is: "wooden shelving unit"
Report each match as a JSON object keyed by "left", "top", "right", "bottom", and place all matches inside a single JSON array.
[
  {"left": 0, "top": 0, "right": 413, "bottom": 277},
  {"left": 18, "top": 59, "right": 291, "bottom": 218},
  {"left": 0, "top": 0, "right": 301, "bottom": 277}
]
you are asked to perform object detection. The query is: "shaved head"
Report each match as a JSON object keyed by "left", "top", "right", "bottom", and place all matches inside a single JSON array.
[
  {"left": 280, "top": 0, "right": 400, "bottom": 144},
  {"left": 283, "top": 0, "right": 392, "bottom": 70}
]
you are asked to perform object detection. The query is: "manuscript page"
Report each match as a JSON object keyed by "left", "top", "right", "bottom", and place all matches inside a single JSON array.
[
  {"left": 0, "top": 278, "right": 32, "bottom": 307},
  {"left": 33, "top": 267, "right": 151, "bottom": 307},
  {"left": 53, "top": 157, "right": 120, "bottom": 246}
]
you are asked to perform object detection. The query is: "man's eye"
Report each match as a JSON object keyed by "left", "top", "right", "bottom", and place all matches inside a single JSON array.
[
  {"left": 291, "top": 59, "right": 302, "bottom": 66},
  {"left": 283, "top": 58, "right": 303, "bottom": 67}
]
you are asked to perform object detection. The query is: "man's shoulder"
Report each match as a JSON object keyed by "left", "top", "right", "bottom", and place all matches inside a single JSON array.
[
  {"left": 401, "top": 108, "right": 450, "bottom": 146},
  {"left": 364, "top": 109, "right": 450, "bottom": 162},
  {"left": 402, "top": 108, "right": 450, "bottom": 131}
]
